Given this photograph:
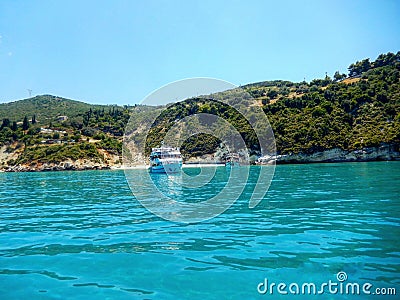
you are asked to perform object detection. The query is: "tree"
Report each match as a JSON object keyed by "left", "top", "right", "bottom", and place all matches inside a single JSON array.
[
  {"left": 334, "top": 71, "right": 346, "bottom": 82},
  {"left": 324, "top": 74, "right": 332, "bottom": 83},
  {"left": 27, "top": 128, "right": 39, "bottom": 135},
  {"left": 1, "top": 118, "right": 11, "bottom": 129},
  {"left": 72, "top": 134, "right": 81, "bottom": 142},
  {"left": 11, "top": 121, "right": 18, "bottom": 131},
  {"left": 83, "top": 113, "right": 89, "bottom": 126},
  {"left": 261, "top": 99, "right": 270, "bottom": 105},
  {"left": 374, "top": 52, "right": 398, "bottom": 67},
  {"left": 31, "top": 114, "right": 37, "bottom": 124},
  {"left": 267, "top": 89, "right": 278, "bottom": 99},
  {"left": 348, "top": 58, "right": 371, "bottom": 77},
  {"left": 22, "top": 116, "right": 30, "bottom": 130}
]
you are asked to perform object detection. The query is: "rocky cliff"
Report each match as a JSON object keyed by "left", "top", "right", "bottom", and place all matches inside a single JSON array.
[{"left": 275, "top": 144, "right": 400, "bottom": 164}]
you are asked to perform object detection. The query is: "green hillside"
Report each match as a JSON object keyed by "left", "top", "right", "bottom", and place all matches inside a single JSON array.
[
  {"left": 0, "top": 51, "right": 399, "bottom": 168},
  {"left": 0, "top": 95, "right": 117, "bottom": 123},
  {"left": 258, "top": 52, "right": 400, "bottom": 154},
  {"left": 139, "top": 51, "right": 399, "bottom": 157}
]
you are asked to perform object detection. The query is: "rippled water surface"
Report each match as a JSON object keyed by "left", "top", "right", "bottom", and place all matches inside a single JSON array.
[{"left": 0, "top": 162, "right": 399, "bottom": 299}]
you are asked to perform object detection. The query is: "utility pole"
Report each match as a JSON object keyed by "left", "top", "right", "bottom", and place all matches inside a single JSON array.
[{"left": 27, "top": 89, "right": 32, "bottom": 97}]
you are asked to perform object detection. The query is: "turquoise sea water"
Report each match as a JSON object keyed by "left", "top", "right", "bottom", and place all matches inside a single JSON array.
[{"left": 0, "top": 162, "right": 399, "bottom": 299}]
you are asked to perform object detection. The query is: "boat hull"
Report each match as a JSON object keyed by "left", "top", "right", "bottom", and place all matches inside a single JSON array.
[{"left": 149, "top": 146, "right": 183, "bottom": 174}]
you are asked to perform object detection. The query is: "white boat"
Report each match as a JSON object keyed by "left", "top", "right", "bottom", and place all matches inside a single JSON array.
[
  {"left": 256, "top": 154, "right": 278, "bottom": 165},
  {"left": 225, "top": 153, "right": 240, "bottom": 167},
  {"left": 149, "top": 146, "right": 183, "bottom": 173}
]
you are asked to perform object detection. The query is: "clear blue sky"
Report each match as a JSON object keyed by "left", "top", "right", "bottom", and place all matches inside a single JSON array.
[{"left": 0, "top": 0, "right": 399, "bottom": 105}]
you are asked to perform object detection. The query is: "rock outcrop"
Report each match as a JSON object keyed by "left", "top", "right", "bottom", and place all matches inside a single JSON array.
[
  {"left": 3, "top": 159, "right": 112, "bottom": 172},
  {"left": 275, "top": 144, "right": 400, "bottom": 164}
]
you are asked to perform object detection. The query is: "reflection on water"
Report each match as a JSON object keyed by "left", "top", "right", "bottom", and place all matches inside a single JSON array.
[
  {"left": 151, "top": 172, "right": 184, "bottom": 199},
  {"left": 147, "top": 166, "right": 229, "bottom": 201},
  {"left": 125, "top": 166, "right": 256, "bottom": 222},
  {"left": 0, "top": 162, "right": 399, "bottom": 299}
]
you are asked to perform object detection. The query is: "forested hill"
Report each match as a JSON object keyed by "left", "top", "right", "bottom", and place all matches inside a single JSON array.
[
  {"left": 249, "top": 51, "right": 400, "bottom": 154},
  {"left": 0, "top": 51, "right": 399, "bottom": 169},
  {"left": 0, "top": 95, "right": 119, "bottom": 123},
  {"left": 142, "top": 51, "right": 399, "bottom": 158}
]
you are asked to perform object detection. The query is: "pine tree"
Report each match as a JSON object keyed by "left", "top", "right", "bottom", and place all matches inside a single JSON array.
[
  {"left": 22, "top": 116, "right": 30, "bottom": 130},
  {"left": 1, "top": 118, "right": 10, "bottom": 129}
]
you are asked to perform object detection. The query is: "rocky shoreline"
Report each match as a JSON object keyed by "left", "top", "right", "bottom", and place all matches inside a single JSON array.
[
  {"left": 2, "top": 161, "right": 112, "bottom": 172},
  {"left": 274, "top": 144, "right": 400, "bottom": 164},
  {"left": 1, "top": 144, "right": 399, "bottom": 172}
]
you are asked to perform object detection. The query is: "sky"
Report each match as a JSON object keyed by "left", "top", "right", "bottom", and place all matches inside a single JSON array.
[{"left": 0, "top": 0, "right": 399, "bottom": 105}]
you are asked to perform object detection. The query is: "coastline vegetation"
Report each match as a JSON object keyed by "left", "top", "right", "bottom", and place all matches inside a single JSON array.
[{"left": 0, "top": 51, "right": 399, "bottom": 167}]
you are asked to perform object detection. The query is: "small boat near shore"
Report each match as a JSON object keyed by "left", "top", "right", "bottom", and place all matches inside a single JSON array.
[
  {"left": 149, "top": 146, "right": 183, "bottom": 173},
  {"left": 256, "top": 154, "right": 278, "bottom": 165}
]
